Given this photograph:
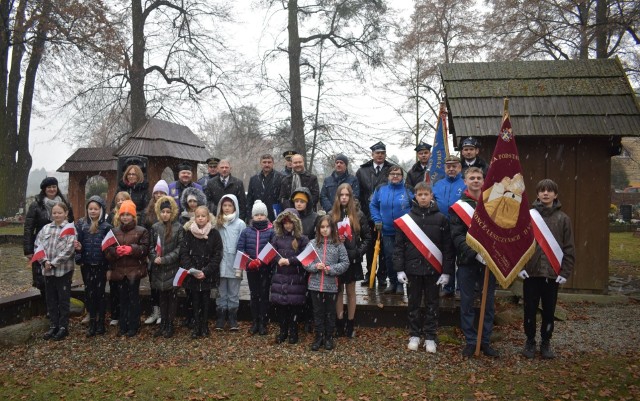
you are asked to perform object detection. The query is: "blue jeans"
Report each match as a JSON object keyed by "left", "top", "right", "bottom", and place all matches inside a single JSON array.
[
  {"left": 458, "top": 265, "right": 496, "bottom": 346},
  {"left": 382, "top": 235, "right": 397, "bottom": 288}
]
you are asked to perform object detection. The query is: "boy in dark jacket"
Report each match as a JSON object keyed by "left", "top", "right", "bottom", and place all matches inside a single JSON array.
[
  {"left": 519, "top": 179, "right": 575, "bottom": 359},
  {"left": 394, "top": 182, "right": 455, "bottom": 353}
]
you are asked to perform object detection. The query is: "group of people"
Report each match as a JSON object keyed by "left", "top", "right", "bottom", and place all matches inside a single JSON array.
[{"left": 23, "top": 137, "right": 575, "bottom": 358}]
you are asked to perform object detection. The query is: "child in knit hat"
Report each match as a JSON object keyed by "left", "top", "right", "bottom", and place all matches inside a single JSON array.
[{"left": 237, "top": 200, "right": 275, "bottom": 335}]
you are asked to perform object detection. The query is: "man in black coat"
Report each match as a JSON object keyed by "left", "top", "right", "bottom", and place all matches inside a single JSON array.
[
  {"left": 356, "top": 141, "right": 393, "bottom": 287},
  {"left": 281, "top": 150, "right": 296, "bottom": 177},
  {"left": 406, "top": 141, "right": 432, "bottom": 188},
  {"left": 278, "top": 154, "right": 320, "bottom": 210},
  {"left": 246, "top": 154, "right": 284, "bottom": 222},
  {"left": 197, "top": 157, "right": 220, "bottom": 188},
  {"left": 460, "top": 137, "right": 488, "bottom": 176},
  {"left": 204, "top": 159, "right": 248, "bottom": 220}
]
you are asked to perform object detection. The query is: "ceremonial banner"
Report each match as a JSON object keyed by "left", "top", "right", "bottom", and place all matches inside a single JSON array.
[
  {"left": 426, "top": 103, "right": 450, "bottom": 184},
  {"left": 466, "top": 100, "right": 535, "bottom": 288}
]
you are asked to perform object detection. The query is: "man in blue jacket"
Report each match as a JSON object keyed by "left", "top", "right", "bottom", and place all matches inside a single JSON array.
[{"left": 432, "top": 155, "right": 465, "bottom": 296}]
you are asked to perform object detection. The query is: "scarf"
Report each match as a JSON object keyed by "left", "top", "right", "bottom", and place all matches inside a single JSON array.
[
  {"left": 44, "top": 196, "right": 62, "bottom": 220},
  {"left": 291, "top": 173, "right": 301, "bottom": 193},
  {"left": 253, "top": 220, "right": 269, "bottom": 230},
  {"left": 190, "top": 221, "right": 212, "bottom": 239},
  {"left": 223, "top": 212, "right": 236, "bottom": 224}
]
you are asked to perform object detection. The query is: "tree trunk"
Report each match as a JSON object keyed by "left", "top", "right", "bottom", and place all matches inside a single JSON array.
[
  {"left": 130, "top": 0, "right": 147, "bottom": 133},
  {"left": 288, "top": 0, "right": 306, "bottom": 160},
  {"left": 577, "top": 1, "right": 590, "bottom": 59},
  {"left": 595, "top": 0, "right": 608, "bottom": 58}
]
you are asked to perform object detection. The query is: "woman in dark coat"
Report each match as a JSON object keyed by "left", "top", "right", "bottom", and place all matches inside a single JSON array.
[
  {"left": 111, "top": 165, "right": 150, "bottom": 225},
  {"left": 270, "top": 208, "right": 309, "bottom": 345},
  {"left": 24, "top": 177, "right": 74, "bottom": 298},
  {"left": 330, "top": 183, "right": 371, "bottom": 338}
]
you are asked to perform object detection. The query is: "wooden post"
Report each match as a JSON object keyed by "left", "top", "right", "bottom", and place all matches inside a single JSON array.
[{"left": 474, "top": 266, "right": 490, "bottom": 357}]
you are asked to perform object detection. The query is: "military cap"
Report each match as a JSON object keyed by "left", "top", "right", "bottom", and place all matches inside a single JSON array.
[{"left": 414, "top": 142, "right": 432, "bottom": 152}]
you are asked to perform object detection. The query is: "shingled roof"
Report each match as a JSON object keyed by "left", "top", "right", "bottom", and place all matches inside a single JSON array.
[
  {"left": 57, "top": 147, "right": 117, "bottom": 172},
  {"left": 439, "top": 58, "right": 640, "bottom": 143},
  {"left": 116, "top": 118, "right": 210, "bottom": 162}
]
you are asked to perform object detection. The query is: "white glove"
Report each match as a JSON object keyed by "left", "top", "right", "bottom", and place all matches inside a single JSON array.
[
  {"left": 475, "top": 253, "right": 486, "bottom": 265},
  {"left": 397, "top": 271, "right": 408, "bottom": 284},
  {"left": 555, "top": 276, "right": 567, "bottom": 285},
  {"left": 518, "top": 270, "right": 529, "bottom": 280},
  {"left": 436, "top": 274, "right": 450, "bottom": 286}
]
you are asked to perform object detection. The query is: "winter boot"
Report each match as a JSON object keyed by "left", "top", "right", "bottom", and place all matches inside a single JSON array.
[
  {"left": 201, "top": 319, "right": 210, "bottom": 337},
  {"left": 95, "top": 318, "right": 106, "bottom": 335},
  {"left": 153, "top": 321, "right": 165, "bottom": 338},
  {"left": 249, "top": 319, "right": 259, "bottom": 335},
  {"left": 228, "top": 308, "right": 239, "bottom": 331},
  {"left": 43, "top": 326, "right": 58, "bottom": 340},
  {"left": 540, "top": 341, "right": 555, "bottom": 359},
  {"left": 335, "top": 317, "right": 345, "bottom": 337},
  {"left": 522, "top": 339, "right": 536, "bottom": 359},
  {"left": 164, "top": 322, "right": 175, "bottom": 338},
  {"left": 324, "top": 334, "right": 335, "bottom": 351},
  {"left": 311, "top": 332, "right": 324, "bottom": 351},
  {"left": 215, "top": 308, "right": 226, "bottom": 331},
  {"left": 288, "top": 322, "right": 299, "bottom": 344},
  {"left": 86, "top": 319, "right": 97, "bottom": 338},
  {"left": 145, "top": 305, "right": 160, "bottom": 324},
  {"left": 53, "top": 327, "right": 68, "bottom": 341},
  {"left": 276, "top": 320, "right": 288, "bottom": 344},
  {"left": 345, "top": 319, "right": 355, "bottom": 338},
  {"left": 192, "top": 315, "right": 202, "bottom": 339}
]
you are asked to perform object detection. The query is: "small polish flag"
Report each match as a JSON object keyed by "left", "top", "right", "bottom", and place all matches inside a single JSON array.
[
  {"left": 59, "top": 222, "right": 77, "bottom": 238},
  {"left": 31, "top": 244, "right": 46, "bottom": 263},
  {"left": 337, "top": 217, "right": 352, "bottom": 241},
  {"left": 257, "top": 242, "right": 279, "bottom": 264},
  {"left": 101, "top": 229, "right": 118, "bottom": 251},
  {"left": 233, "top": 251, "right": 251, "bottom": 270},
  {"left": 155, "top": 235, "right": 162, "bottom": 257},
  {"left": 173, "top": 267, "right": 189, "bottom": 287},
  {"left": 298, "top": 243, "right": 319, "bottom": 267}
]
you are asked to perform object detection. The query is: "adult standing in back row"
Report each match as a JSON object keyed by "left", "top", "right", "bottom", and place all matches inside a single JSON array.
[
  {"left": 279, "top": 154, "right": 320, "bottom": 211},
  {"left": 320, "top": 153, "right": 359, "bottom": 213},
  {"left": 356, "top": 141, "right": 393, "bottom": 288},
  {"left": 246, "top": 154, "right": 284, "bottom": 222},
  {"left": 204, "top": 159, "right": 247, "bottom": 221}
]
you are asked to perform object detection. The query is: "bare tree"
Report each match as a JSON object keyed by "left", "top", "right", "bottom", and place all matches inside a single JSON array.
[{"left": 0, "top": 0, "right": 116, "bottom": 216}]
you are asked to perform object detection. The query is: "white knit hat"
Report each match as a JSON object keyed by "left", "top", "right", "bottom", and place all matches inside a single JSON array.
[{"left": 252, "top": 200, "right": 268, "bottom": 217}]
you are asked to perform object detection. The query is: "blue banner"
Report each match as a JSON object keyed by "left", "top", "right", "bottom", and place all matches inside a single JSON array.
[{"left": 427, "top": 109, "right": 449, "bottom": 184}]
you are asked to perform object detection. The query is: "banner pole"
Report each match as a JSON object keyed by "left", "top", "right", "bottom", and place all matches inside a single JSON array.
[{"left": 474, "top": 266, "right": 490, "bottom": 357}]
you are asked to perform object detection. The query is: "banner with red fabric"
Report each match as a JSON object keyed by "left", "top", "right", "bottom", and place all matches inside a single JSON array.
[{"left": 466, "top": 100, "right": 535, "bottom": 288}]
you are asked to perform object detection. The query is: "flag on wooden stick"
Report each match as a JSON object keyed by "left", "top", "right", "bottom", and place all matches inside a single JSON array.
[{"left": 466, "top": 99, "right": 535, "bottom": 288}]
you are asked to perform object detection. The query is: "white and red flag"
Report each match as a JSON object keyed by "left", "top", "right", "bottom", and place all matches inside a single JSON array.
[
  {"left": 394, "top": 214, "right": 443, "bottom": 273},
  {"left": 173, "top": 267, "right": 189, "bottom": 287},
  {"left": 529, "top": 209, "right": 563, "bottom": 275},
  {"left": 101, "top": 229, "right": 119, "bottom": 251},
  {"left": 31, "top": 244, "right": 47, "bottom": 263},
  {"left": 59, "top": 222, "right": 77, "bottom": 238},
  {"left": 466, "top": 100, "right": 535, "bottom": 288},
  {"left": 337, "top": 217, "right": 352, "bottom": 241},
  {"left": 298, "top": 243, "right": 319, "bottom": 267},
  {"left": 155, "top": 235, "right": 162, "bottom": 257},
  {"left": 233, "top": 250, "right": 252, "bottom": 270},
  {"left": 257, "top": 242, "right": 279, "bottom": 264}
]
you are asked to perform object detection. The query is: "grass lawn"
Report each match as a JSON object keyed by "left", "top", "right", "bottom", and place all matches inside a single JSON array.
[
  {"left": 609, "top": 232, "right": 640, "bottom": 277},
  {"left": 0, "top": 224, "right": 24, "bottom": 235},
  {"left": 1, "top": 354, "right": 638, "bottom": 400}
]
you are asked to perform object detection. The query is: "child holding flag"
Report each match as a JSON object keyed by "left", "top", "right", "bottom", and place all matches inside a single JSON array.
[
  {"left": 237, "top": 200, "right": 275, "bottom": 335},
  {"left": 270, "top": 209, "right": 309, "bottom": 344},
  {"left": 330, "top": 183, "right": 371, "bottom": 338},
  {"left": 104, "top": 200, "right": 149, "bottom": 337},
  {"left": 35, "top": 202, "right": 76, "bottom": 341},
  {"left": 214, "top": 195, "right": 246, "bottom": 331},
  {"left": 75, "top": 196, "right": 112, "bottom": 337},
  {"left": 105, "top": 191, "right": 131, "bottom": 327},
  {"left": 180, "top": 206, "right": 223, "bottom": 338},
  {"left": 304, "top": 215, "right": 349, "bottom": 351},
  {"left": 393, "top": 182, "right": 455, "bottom": 353},
  {"left": 519, "top": 179, "right": 575, "bottom": 359},
  {"left": 148, "top": 196, "right": 183, "bottom": 338}
]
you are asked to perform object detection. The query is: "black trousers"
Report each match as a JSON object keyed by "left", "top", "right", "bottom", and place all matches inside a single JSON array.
[
  {"left": 44, "top": 272, "right": 73, "bottom": 329},
  {"left": 109, "top": 280, "right": 120, "bottom": 319},
  {"left": 158, "top": 289, "right": 178, "bottom": 324},
  {"left": 191, "top": 289, "right": 211, "bottom": 327},
  {"left": 275, "top": 304, "right": 302, "bottom": 329},
  {"left": 310, "top": 290, "right": 337, "bottom": 336},
  {"left": 406, "top": 274, "right": 439, "bottom": 340},
  {"left": 364, "top": 222, "right": 386, "bottom": 282},
  {"left": 247, "top": 269, "right": 270, "bottom": 322},
  {"left": 523, "top": 277, "right": 559, "bottom": 343},
  {"left": 81, "top": 264, "right": 107, "bottom": 321},
  {"left": 118, "top": 278, "right": 141, "bottom": 333}
]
